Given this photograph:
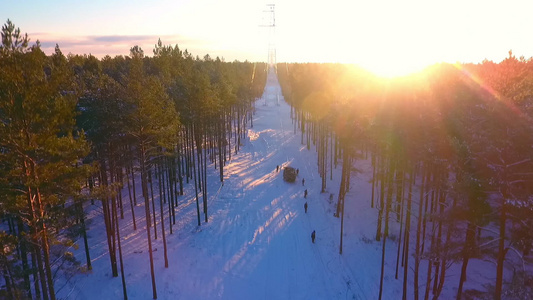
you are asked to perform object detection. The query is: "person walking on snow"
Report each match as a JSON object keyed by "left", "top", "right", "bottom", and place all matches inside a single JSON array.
[
  {"left": 304, "top": 202, "right": 308, "bottom": 213},
  {"left": 311, "top": 230, "right": 316, "bottom": 243},
  {"left": 276, "top": 165, "right": 279, "bottom": 172},
  {"left": 302, "top": 178, "right": 305, "bottom": 186},
  {"left": 296, "top": 168, "right": 299, "bottom": 175},
  {"left": 304, "top": 189, "right": 308, "bottom": 198}
]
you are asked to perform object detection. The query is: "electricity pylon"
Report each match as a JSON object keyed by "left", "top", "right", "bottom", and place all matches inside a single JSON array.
[{"left": 261, "top": 4, "right": 276, "bottom": 67}]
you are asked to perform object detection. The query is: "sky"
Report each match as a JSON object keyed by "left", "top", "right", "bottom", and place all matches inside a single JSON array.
[{"left": 3, "top": 0, "right": 533, "bottom": 76}]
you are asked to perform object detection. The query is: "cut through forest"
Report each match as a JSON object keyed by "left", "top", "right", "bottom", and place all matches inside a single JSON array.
[{"left": 1, "top": 20, "right": 533, "bottom": 300}]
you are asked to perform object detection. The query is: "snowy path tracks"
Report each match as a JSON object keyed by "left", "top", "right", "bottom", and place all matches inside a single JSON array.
[{"left": 194, "top": 69, "right": 363, "bottom": 299}]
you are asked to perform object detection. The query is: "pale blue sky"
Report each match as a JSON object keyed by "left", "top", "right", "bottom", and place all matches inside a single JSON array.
[{"left": 3, "top": 0, "right": 533, "bottom": 75}]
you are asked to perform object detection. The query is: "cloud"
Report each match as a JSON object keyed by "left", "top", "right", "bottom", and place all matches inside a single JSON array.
[
  {"left": 28, "top": 33, "right": 215, "bottom": 58},
  {"left": 91, "top": 35, "right": 156, "bottom": 43}
]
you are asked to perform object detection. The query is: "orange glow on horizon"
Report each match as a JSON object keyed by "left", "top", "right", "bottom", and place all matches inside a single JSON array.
[{"left": 359, "top": 60, "right": 431, "bottom": 78}]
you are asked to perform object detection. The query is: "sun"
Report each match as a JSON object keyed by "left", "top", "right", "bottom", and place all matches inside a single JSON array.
[{"left": 359, "top": 59, "right": 432, "bottom": 78}]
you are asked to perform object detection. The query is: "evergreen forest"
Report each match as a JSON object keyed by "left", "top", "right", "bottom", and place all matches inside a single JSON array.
[
  {"left": 277, "top": 60, "right": 533, "bottom": 300},
  {"left": 1, "top": 20, "right": 533, "bottom": 300},
  {"left": 0, "top": 20, "right": 266, "bottom": 300}
]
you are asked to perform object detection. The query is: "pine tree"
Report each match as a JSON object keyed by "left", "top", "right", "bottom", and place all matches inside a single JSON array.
[
  {"left": 0, "top": 20, "right": 91, "bottom": 300},
  {"left": 124, "top": 45, "right": 179, "bottom": 299}
]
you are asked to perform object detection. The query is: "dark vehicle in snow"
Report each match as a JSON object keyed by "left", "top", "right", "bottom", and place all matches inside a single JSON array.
[{"left": 283, "top": 166, "right": 297, "bottom": 182}]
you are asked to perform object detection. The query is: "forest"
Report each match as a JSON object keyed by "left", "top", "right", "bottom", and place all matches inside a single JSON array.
[
  {"left": 0, "top": 20, "right": 266, "bottom": 300},
  {"left": 277, "top": 59, "right": 533, "bottom": 299},
  {"left": 1, "top": 18, "right": 533, "bottom": 300}
]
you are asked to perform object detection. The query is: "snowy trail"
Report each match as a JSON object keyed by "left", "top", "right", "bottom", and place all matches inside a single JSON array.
[
  {"left": 175, "top": 68, "right": 361, "bottom": 300},
  {"left": 192, "top": 69, "right": 337, "bottom": 299}
]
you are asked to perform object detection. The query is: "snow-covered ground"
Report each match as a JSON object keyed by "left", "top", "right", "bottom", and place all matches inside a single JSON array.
[{"left": 60, "top": 68, "right": 494, "bottom": 299}]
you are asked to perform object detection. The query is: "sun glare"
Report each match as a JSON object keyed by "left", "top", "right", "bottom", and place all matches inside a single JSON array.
[{"left": 359, "top": 59, "right": 431, "bottom": 78}]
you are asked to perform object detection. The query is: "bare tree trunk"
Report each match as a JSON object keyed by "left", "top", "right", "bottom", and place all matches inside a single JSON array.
[
  {"left": 376, "top": 155, "right": 385, "bottom": 241},
  {"left": 218, "top": 118, "right": 225, "bottom": 182},
  {"left": 384, "top": 161, "right": 394, "bottom": 238},
  {"left": 77, "top": 201, "right": 92, "bottom": 271},
  {"left": 112, "top": 189, "right": 128, "bottom": 300},
  {"left": 149, "top": 170, "right": 157, "bottom": 240},
  {"left": 433, "top": 195, "right": 455, "bottom": 300},
  {"left": 192, "top": 126, "right": 202, "bottom": 227},
  {"left": 378, "top": 173, "right": 391, "bottom": 300},
  {"left": 330, "top": 131, "right": 334, "bottom": 180},
  {"left": 339, "top": 145, "right": 350, "bottom": 254},
  {"left": 140, "top": 143, "right": 157, "bottom": 299},
  {"left": 203, "top": 133, "right": 208, "bottom": 223},
  {"left": 130, "top": 160, "right": 137, "bottom": 206},
  {"left": 126, "top": 166, "right": 137, "bottom": 230},
  {"left": 457, "top": 221, "right": 475, "bottom": 299},
  {"left": 16, "top": 218, "right": 33, "bottom": 297},
  {"left": 395, "top": 176, "right": 405, "bottom": 279},
  {"left": 414, "top": 166, "right": 427, "bottom": 300},
  {"left": 402, "top": 170, "right": 414, "bottom": 300},
  {"left": 30, "top": 241, "right": 42, "bottom": 300},
  {"left": 371, "top": 152, "right": 376, "bottom": 208},
  {"left": 100, "top": 160, "right": 118, "bottom": 277},
  {"left": 495, "top": 199, "right": 507, "bottom": 300},
  {"left": 36, "top": 189, "right": 56, "bottom": 300},
  {"left": 159, "top": 178, "right": 169, "bottom": 268},
  {"left": 166, "top": 157, "right": 175, "bottom": 225}
]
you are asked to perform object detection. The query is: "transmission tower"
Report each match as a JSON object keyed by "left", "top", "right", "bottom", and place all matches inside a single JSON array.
[
  {"left": 262, "top": 4, "right": 276, "bottom": 67},
  {"left": 260, "top": 3, "right": 280, "bottom": 107}
]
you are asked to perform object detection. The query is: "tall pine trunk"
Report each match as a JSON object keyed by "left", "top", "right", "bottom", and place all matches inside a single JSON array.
[
  {"left": 457, "top": 221, "right": 475, "bottom": 300},
  {"left": 100, "top": 160, "right": 118, "bottom": 277},
  {"left": 112, "top": 189, "right": 128, "bottom": 300},
  {"left": 338, "top": 145, "right": 350, "bottom": 254},
  {"left": 140, "top": 143, "right": 157, "bottom": 299},
  {"left": 77, "top": 201, "right": 92, "bottom": 271},
  {"left": 414, "top": 166, "right": 427, "bottom": 300},
  {"left": 495, "top": 200, "right": 507, "bottom": 300},
  {"left": 402, "top": 170, "right": 414, "bottom": 300},
  {"left": 125, "top": 166, "right": 137, "bottom": 230}
]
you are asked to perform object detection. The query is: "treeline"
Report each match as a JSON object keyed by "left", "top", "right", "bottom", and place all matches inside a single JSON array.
[
  {"left": 0, "top": 20, "right": 266, "bottom": 300},
  {"left": 277, "top": 57, "right": 533, "bottom": 300}
]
